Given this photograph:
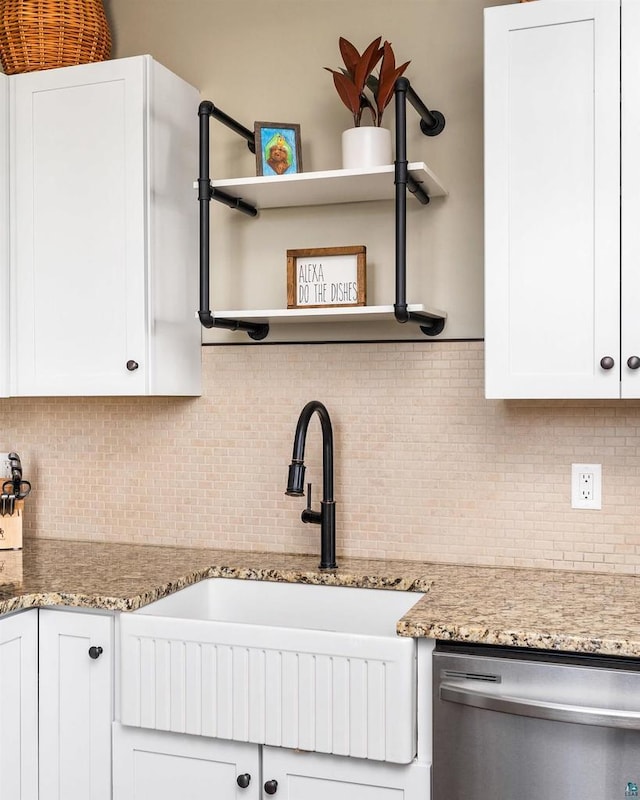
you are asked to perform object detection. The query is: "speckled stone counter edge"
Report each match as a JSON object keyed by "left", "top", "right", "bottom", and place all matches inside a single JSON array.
[
  {"left": 0, "top": 539, "right": 433, "bottom": 614},
  {"left": 0, "top": 568, "right": 433, "bottom": 616},
  {"left": 395, "top": 620, "right": 640, "bottom": 658},
  {"left": 5, "top": 538, "right": 640, "bottom": 658}
]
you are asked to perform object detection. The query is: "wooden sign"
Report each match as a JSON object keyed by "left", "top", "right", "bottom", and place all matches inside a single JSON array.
[{"left": 287, "top": 246, "right": 366, "bottom": 309}]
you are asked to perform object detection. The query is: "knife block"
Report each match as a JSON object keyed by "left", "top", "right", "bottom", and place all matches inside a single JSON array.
[{"left": 0, "top": 500, "right": 23, "bottom": 550}]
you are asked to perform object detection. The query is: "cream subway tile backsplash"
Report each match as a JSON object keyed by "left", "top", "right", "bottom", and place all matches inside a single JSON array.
[{"left": 1, "top": 341, "right": 640, "bottom": 573}]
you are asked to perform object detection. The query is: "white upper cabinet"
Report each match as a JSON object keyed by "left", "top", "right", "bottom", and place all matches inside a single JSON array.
[
  {"left": 621, "top": 0, "right": 640, "bottom": 397},
  {"left": 10, "top": 56, "right": 201, "bottom": 396},
  {"left": 0, "top": 73, "right": 8, "bottom": 399},
  {"left": 484, "top": 0, "right": 623, "bottom": 398}
]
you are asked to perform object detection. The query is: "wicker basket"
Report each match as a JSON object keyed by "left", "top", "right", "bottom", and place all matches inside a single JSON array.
[{"left": 0, "top": 0, "right": 111, "bottom": 75}]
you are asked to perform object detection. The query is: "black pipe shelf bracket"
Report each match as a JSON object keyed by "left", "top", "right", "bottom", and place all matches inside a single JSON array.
[
  {"left": 198, "top": 100, "right": 269, "bottom": 340},
  {"left": 393, "top": 77, "right": 447, "bottom": 337},
  {"left": 197, "top": 80, "right": 446, "bottom": 341}
]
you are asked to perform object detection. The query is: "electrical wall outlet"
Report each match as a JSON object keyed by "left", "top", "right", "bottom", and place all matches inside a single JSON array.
[
  {"left": 571, "top": 463, "right": 602, "bottom": 510},
  {"left": 0, "top": 454, "right": 11, "bottom": 481}
]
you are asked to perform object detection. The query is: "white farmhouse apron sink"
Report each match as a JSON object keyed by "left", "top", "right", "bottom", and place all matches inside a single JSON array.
[{"left": 119, "top": 579, "right": 423, "bottom": 764}]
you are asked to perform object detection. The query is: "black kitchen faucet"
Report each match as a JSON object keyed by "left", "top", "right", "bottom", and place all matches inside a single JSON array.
[{"left": 285, "top": 400, "right": 337, "bottom": 570}]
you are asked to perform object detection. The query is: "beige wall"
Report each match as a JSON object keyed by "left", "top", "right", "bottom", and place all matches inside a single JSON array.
[
  {"left": 3, "top": 342, "right": 640, "bottom": 573},
  {"left": 106, "top": 0, "right": 502, "bottom": 341},
  {"left": 3, "top": 0, "right": 640, "bottom": 574}
]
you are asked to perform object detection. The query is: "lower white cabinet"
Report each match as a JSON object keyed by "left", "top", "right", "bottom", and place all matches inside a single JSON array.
[
  {"left": 112, "top": 725, "right": 430, "bottom": 800},
  {"left": 262, "top": 746, "right": 430, "bottom": 800},
  {"left": 39, "top": 609, "right": 114, "bottom": 800},
  {"left": 0, "top": 609, "right": 38, "bottom": 800},
  {"left": 112, "top": 724, "right": 261, "bottom": 800},
  {"left": 0, "top": 604, "right": 430, "bottom": 800},
  {"left": 0, "top": 608, "right": 113, "bottom": 800}
]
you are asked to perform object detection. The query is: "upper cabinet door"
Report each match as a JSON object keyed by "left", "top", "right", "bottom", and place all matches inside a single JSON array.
[
  {"left": 11, "top": 57, "right": 148, "bottom": 396},
  {"left": 0, "top": 73, "right": 8, "bottom": 399},
  {"left": 9, "top": 56, "right": 201, "bottom": 397},
  {"left": 484, "top": 1, "right": 621, "bottom": 399},
  {"left": 621, "top": 0, "right": 640, "bottom": 397}
]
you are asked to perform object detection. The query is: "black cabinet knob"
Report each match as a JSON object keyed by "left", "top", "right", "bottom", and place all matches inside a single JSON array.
[
  {"left": 88, "top": 646, "right": 103, "bottom": 660},
  {"left": 628, "top": 356, "right": 640, "bottom": 370},
  {"left": 600, "top": 356, "right": 615, "bottom": 370},
  {"left": 236, "top": 774, "right": 251, "bottom": 789},
  {"left": 264, "top": 780, "right": 278, "bottom": 795},
  {"left": 126, "top": 360, "right": 139, "bottom": 371}
]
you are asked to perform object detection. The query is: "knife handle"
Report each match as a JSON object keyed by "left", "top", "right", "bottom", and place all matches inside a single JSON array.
[{"left": 8, "top": 453, "right": 21, "bottom": 481}]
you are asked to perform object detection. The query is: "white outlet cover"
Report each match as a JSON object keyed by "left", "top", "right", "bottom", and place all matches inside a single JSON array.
[{"left": 571, "top": 463, "right": 602, "bottom": 510}]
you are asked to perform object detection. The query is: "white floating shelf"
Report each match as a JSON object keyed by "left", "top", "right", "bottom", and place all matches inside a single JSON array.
[
  {"left": 209, "top": 162, "right": 446, "bottom": 210},
  {"left": 214, "top": 304, "right": 447, "bottom": 326}
]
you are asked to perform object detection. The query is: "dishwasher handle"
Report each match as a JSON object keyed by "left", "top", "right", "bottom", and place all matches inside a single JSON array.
[{"left": 440, "top": 682, "right": 640, "bottom": 731}]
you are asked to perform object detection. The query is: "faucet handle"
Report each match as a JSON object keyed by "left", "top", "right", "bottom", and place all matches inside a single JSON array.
[{"left": 300, "top": 482, "right": 322, "bottom": 527}]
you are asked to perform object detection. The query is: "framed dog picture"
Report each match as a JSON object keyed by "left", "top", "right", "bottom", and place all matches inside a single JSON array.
[
  {"left": 287, "top": 246, "right": 366, "bottom": 309},
  {"left": 255, "top": 122, "right": 303, "bottom": 177}
]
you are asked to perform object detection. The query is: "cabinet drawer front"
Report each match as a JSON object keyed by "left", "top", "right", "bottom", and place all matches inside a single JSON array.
[{"left": 120, "top": 615, "right": 418, "bottom": 764}]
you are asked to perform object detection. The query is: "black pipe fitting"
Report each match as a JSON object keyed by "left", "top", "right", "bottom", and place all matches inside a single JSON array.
[
  {"left": 392, "top": 77, "right": 446, "bottom": 336},
  {"left": 198, "top": 101, "right": 268, "bottom": 340},
  {"left": 395, "top": 77, "right": 446, "bottom": 137}
]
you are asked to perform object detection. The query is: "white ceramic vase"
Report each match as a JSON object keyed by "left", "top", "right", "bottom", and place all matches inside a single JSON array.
[{"left": 341, "top": 126, "right": 392, "bottom": 170}]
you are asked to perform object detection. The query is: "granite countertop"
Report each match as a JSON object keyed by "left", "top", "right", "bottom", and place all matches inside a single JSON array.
[
  {"left": 396, "top": 563, "right": 640, "bottom": 657},
  {"left": 0, "top": 538, "right": 434, "bottom": 613},
  {"left": 1, "top": 538, "right": 640, "bottom": 658}
]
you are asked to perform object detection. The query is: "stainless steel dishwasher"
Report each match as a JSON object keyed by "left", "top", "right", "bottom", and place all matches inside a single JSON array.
[{"left": 433, "top": 644, "right": 640, "bottom": 800}]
